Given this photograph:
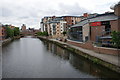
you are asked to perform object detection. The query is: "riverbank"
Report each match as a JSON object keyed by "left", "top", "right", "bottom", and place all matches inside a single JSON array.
[
  {"left": 2, "top": 36, "right": 21, "bottom": 46},
  {"left": 37, "top": 36, "right": 120, "bottom": 73}
]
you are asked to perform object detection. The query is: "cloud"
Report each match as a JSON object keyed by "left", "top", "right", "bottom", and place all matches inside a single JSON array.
[
  {"left": 0, "top": 0, "right": 119, "bottom": 29},
  {"left": 58, "top": 3, "right": 90, "bottom": 16}
]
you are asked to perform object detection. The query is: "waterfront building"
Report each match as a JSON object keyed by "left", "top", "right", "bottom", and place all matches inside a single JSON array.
[
  {"left": 62, "top": 16, "right": 82, "bottom": 31},
  {"left": 40, "top": 16, "right": 53, "bottom": 32},
  {"left": 40, "top": 16, "right": 67, "bottom": 38},
  {"left": 49, "top": 18, "right": 67, "bottom": 38},
  {"left": 68, "top": 3, "right": 120, "bottom": 46},
  {"left": 40, "top": 16, "right": 83, "bottom": 38},
  {"left": 0, "top": 24, "right": 6, "bottom": 40}
]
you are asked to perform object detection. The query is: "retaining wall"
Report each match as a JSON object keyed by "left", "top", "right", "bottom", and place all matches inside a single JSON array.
[{"left": 67, "top": 40, "right": 120, "bottom": 56}]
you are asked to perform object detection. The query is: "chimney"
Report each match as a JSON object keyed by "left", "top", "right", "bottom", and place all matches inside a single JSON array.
[
  {"left": 83, "top": 13, "right": 89, "bottom": 18},
  {"left": 114, "top": 2, "right": 120, "bottom": 31},
  {"left": 114, "top": 2, "right": 120, "bottom": 17},
  {"left": 52, "top": 16, "right": 56, "bottom": 19}
]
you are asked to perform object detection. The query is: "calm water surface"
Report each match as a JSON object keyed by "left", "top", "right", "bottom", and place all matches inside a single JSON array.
[{"left": 2, "top": 36, "right": 120, "bottom": 78}]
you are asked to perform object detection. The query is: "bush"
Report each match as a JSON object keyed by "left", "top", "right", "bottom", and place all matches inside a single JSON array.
[
  {"left": 63, "top": 31, "right": 67, "bottom": 36},
  {"left": 111, "top": 31, "right": 120, "bottom": 48},
  {"left": 37, "top": 32, "right": 48, "bottom": 36}
]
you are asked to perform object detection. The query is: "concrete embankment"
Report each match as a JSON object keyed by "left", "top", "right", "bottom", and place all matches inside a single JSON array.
[
  {"left": 2, "top": 38, "right": 13, "bottom": 46},
  {"left": 37, "top": 36, "right": 120, "bottom": 73},
  {"left": 2, "top": 36, "right": 21, "bottom": 46}
]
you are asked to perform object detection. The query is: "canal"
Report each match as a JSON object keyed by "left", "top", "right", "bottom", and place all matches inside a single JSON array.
[{"left": 2, "top": 36, "right": 120, "bottom": 78}]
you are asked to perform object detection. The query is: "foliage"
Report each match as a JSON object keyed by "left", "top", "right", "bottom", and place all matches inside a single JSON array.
[
  {"left": 111, "top": 31, "right": 120, "bottom": 48},
  {"left": 37, "top": 31, "right": 48, "bottom": 36},
  {"left": 6, "top": 27, "right": 14, "bottom": 38},
  {"left": 63, "top": 31, "right": 67, "bottom": 36},
  {"left": 14, "top": 27, "right": 20, "bottom": 36}
]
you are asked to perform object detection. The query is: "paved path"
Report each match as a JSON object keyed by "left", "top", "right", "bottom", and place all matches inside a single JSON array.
[{"left": 50, "top": 39, "right": 120, "bottom": 67}]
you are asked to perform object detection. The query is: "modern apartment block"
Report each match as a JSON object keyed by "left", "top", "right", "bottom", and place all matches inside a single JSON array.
[
  {"left": 41, "top": 17, "right": 67, "bottom": 38},
  {"left": 62, "top": 16, "right": 82, "bottom": 31},
  {"left": 69, "top": 2, "right": 120, "bottom": 45},
  {"left": 40, "top": 15, "right": 84, "bottom": 38}
]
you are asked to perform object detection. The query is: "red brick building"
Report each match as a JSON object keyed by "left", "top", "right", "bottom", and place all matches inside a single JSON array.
[
  {"left": 21, "top": 24, "right": 26, "bottom": 31},
  {"left": 69, "top": 2, "right": 120, "bottom": 46},
  {"left": 0, "top": 24, "right": 6, "bottom": 40}
]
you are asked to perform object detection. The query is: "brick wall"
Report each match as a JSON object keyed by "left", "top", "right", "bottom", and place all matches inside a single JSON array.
[
  {"left": 67, "top": 39, "right": 120, "bottom": 55},
  {"left": 94, "top": 46, "right": 119, "bottom": 55},
  {"left": 90, "top": 26, "right": 105, "bottom": 42},
  {"left": 110, "top": 20, "right": 118, "bottom": 31}
]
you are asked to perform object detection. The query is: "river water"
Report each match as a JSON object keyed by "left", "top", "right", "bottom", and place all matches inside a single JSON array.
[{"left": 2, "top": 36, "right": 120, "bottom": 78}]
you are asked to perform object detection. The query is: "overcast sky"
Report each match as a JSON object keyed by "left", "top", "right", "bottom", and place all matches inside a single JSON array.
[{"left": 0, "top": 0, "right": 119, "bottom": 29}]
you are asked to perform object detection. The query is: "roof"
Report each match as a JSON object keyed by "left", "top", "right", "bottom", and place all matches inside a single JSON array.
[
  {"left": 71, "top": 12, "right": 118, "bottom": 28},
  {"left": 62, "top": 16, "right": 80, "bottom": 18},
  {"left": 71, "top": 19, "right": 88, "bottom": 27},
  {"left": 89, "top": 13, "right": 118, "bottom": 22}
]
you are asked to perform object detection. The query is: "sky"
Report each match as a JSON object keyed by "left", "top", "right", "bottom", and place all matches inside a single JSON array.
[{"left": 0, "top": 0, "right": 119, "bottom": 29}]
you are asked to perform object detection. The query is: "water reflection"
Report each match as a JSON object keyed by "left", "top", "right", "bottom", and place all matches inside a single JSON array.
[
  {"left": 2, "top": 37, "right": 120, "bottom": 78},
  {"left": 43, "top": 41, "right": 120, "bottom": 78},
  {"left": 0, "top": 42, "right": 2, "bottom": 79}
]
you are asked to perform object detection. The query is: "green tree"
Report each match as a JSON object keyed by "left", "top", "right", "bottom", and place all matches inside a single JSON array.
[
  {"left": 42, "top": 31, "right": 48, "bottom": 36},
  {"left": 37, "top": 32, "right": 43, "bottom": 36},
  {"left": 6, "top": 27, "right": 14, "bottom": 38},
  {"left": 63, "top": 31, "right": 67, "bottom": 36},
  {"left": 111, "top": 31, "right": 120, "bottom": 48},
  {"left": 37, "top": 32, "right": 48, "bottom": 36},
  {"left": 14, "top": 27, "right": 20, "bottom": 36}
]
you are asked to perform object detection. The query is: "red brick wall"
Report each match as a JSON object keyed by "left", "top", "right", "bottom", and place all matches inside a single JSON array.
[
  {"left": 67, "top": 40, "right": 94, "bottom": 50},
  {"left": 67, "top": 40, "right": 119, "bottom": 55},
  {"left": 114, "top": 5, "right": 120, "bottom": 16},
  {"left": 94, "top": 47, "right": 119, "bottom": 55},
  {"left": 110, "top": 20, "right": 118, "bottom": 31},
  {"left": 90, "top": 26, "right": 105, "bottom": 42}
]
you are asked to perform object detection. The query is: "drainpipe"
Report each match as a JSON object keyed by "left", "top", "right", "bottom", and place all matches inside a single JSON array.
[{"left": 88, "top": 19, "right": 91, "bottom": 41}]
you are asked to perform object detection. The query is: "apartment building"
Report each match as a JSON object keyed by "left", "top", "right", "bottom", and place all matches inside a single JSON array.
[
  {"left": 69, "top": 3, "right": 120, "bottom": 45},
  {"left": 48, "top": 17, "right": 66, "bottom": 38},
  {"left": 62, "top": 16, "right": 82, "bottom": 31}
]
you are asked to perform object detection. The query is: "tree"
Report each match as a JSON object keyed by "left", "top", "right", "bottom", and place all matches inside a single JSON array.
[
  {"left": 37, "top": 32, "right": 43, "bottom": 36},
  {"left": 14, "top": 27, "right": 20, "bottom": 36},
  {"left": 37, "top": 32, "right": 48, "bottom": 36},
  {"left": 63, "top": 31, "right": 67, "bottom": 36},
  {"left": 42, "top": 31, "right": 49, "bottom": 36},
  {"left": 6, "top": 27, "right": 14, "bottom": 38},
  {"left": 111, "top": 31, "right": 120, "bottom": 48}
]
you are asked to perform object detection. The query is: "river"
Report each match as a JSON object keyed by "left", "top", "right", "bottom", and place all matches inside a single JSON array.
[{"left": 2, "top": 36, "right": 120, "bottom": 78}]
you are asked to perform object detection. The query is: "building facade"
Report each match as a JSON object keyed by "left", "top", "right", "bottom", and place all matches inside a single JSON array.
[
  {"left": 68, "top": 3, "right": 120, "bottom": 46},
  {"left": 21, "top": 24, "right": 26, "bottom": 31},
  {"left": 0, "top": 24, "right": 6, "bottom": 40},
  {"left": 40, "top": 16, "right": 82, "bottom": 36}
]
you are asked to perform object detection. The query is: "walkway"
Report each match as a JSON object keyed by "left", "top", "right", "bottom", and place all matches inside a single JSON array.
[{"left": 50, "top": 39, "right": 120, "bottom": 67}]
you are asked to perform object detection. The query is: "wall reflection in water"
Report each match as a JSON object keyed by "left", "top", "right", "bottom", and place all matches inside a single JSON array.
[
  {"left": 43, "top": 41, "right": 120, "bottom": 78},
  {"left": 0, "top": 42, "right": 2, "bottom": 79}
]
